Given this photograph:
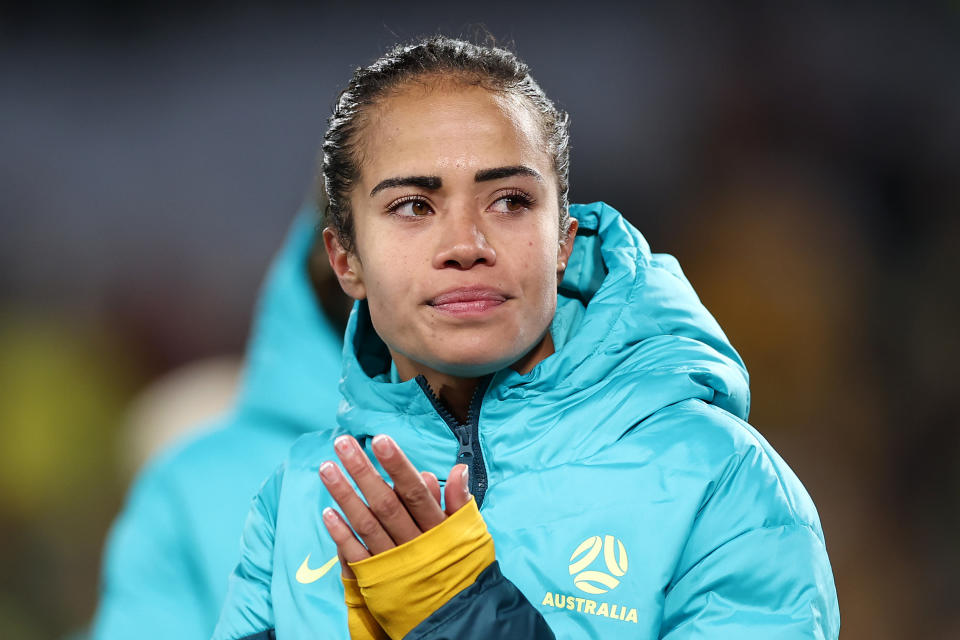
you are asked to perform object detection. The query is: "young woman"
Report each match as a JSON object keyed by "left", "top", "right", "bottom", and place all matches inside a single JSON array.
[{"left": 214, "top": 37, "right": 839, "bottom": 639}]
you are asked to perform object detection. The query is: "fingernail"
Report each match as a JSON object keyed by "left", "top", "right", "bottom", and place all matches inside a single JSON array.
[
  {"left": 322, "top": 507, "right": 338, "bottom": 524},
  {"left": 461, "top": 466, "right": 470, "bottom": 494},
  {"left": 334, "top": 435, "right": 353, "bottom": 456},
  {"left": 371, "top": 434, "right": 394, "bottom": 458},
  {"left": 319, "top": 461, "right": 338, "bottom": 482}
]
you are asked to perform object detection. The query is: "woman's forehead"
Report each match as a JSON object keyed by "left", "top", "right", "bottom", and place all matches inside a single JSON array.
[{"left": 358, "top": 84, "right": 551, "bottom": 185}]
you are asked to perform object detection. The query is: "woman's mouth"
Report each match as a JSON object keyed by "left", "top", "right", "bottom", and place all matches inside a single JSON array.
[{"left": 427, "top": 287, "right": 508, "bottom": 316}]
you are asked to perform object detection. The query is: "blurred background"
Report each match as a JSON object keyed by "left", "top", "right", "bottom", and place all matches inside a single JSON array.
[{"left": 1, "top": 1, "right": 957, "bottom": 638}]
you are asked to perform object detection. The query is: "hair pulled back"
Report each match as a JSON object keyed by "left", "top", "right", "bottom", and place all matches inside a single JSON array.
[{"left": 321, "top": 35, "right": 571, "bottom": 253}]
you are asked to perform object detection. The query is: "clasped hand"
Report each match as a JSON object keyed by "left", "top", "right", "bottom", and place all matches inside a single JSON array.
[{"left": 319, "top": 434, "right": 471, "bottom": 577}]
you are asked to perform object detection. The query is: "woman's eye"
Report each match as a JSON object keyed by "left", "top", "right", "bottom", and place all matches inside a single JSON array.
[
  {"left": 391, "top": 199, "right": 433, "bottom": 217},
  {"left": 489, "top": 195, "right": 531, "bottom": 213}
]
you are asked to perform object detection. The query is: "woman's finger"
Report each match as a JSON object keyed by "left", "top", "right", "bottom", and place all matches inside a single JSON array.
[
  {"left": 444, "top": 464, "right": 471, "bottom": 516},
  {"left": 319, "top": 460, "right": 396, "bottom": 553},
  {"left": 336, "top": 550, "right": 356, "bottom": 580},
  {"left": 333, "top": 435, "right": 423, "bottom": 544},
  {"left": 371, "top": 435, "right": 447, "bottom": 531},
  {"left": 421, "top": 471, "right": 441, "bottom": 506},
  {"left": 321, "top": 507, "right": 368, "bottom": 577}
]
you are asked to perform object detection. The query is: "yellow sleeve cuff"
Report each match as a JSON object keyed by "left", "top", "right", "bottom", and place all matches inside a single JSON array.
[
  {"left": 348, "top": 497, "right": 495, "bottom": 639},
  {"left": 342, "top": 577, "right": 389, "bottom": 640}
]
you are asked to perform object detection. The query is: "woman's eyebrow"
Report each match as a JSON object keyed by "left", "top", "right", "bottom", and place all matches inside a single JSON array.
[
  {"left": 474, "top": 165, "right": 543, "bottom": 183},
  {"left": 369, "top": 166, "right": 541, "bottom": 197},
  {"left": 370, "top": 176, "right": 442, "bottom": 196}
]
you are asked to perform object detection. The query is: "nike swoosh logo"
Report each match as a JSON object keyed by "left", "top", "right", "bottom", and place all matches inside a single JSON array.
[{"left": 295, "top": 553, "right": 339, "bottom": 584}]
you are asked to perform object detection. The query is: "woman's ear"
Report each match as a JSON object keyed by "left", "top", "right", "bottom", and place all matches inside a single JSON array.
[
  {"left": 323, "top": 227, "right": 367, "bottom": 300},
  {"left": 557, "top": 217, "right": 578, "bottom": 282}
]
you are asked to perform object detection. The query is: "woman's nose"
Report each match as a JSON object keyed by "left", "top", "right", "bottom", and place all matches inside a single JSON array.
[{"left": 432, "top": 213, "right": 497, "bottom": 270}]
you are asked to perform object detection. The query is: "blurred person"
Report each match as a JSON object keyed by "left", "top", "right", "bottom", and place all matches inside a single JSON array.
[
  {"left": 91, "top": 207, "right": 348, "bottom": 639},
  {"left": 213, "top": 36, "right": 839, "bottom": 639}
]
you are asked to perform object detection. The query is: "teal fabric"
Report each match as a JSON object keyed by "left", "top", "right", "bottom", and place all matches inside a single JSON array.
[
  {"left": 91, "top": 209, "right": 343, "bottom": 640},
  {"left": 213, "top": 202, "right": 840, "bottom": 639}
]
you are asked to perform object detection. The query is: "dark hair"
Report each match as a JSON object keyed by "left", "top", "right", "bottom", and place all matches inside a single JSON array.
[{"left": 321, "top": 35, "right": 571, "bottom": 253}]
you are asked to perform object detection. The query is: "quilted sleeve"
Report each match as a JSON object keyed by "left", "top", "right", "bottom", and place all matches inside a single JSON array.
[
  {"left": 660, "top": 425, "right": 840, "bottom": 639},
  {"left": 211, "top": 465, "right": 284, "bottom": 640}
]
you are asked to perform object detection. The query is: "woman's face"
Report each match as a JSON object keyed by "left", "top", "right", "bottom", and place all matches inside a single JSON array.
[{"left": 326, "top": 81, "right": 576, "bottom": 378}]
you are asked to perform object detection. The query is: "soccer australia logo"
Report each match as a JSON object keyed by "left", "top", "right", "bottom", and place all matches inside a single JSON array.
[
  {"left": 540, "top": 534, "right": 638, "bottom": 625},
  {"left": 568, "top": 535, "right": 629, "bottom": 594}
]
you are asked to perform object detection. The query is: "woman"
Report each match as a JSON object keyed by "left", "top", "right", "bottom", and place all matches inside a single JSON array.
[{"left": 214, "top": 36, "right": 839, "bottom": 639}]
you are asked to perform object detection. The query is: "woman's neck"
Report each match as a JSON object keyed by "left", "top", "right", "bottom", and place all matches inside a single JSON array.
[
  {"left": 414, "top": 368, "right": 479, "bottom": 424},
  {"left": 389, "top": 332, "right": 556, "bottom": 423}
]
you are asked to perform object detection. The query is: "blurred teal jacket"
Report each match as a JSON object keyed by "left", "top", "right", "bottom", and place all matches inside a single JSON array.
[
  {"left": 91, "top": 211, "right": 343, "bottom": 640},
  {"left": 214, "top": 202, "right": 840, "bottom": 639}
]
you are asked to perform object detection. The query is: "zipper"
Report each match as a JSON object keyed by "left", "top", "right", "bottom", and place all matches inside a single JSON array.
[{"left": 415, "top": 374, "right": 492, "bottom": 507}]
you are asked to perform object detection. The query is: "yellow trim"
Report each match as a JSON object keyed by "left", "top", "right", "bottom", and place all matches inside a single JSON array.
[
  {"left": 342, "top": 577, "right": 389, "bottom": 639},
  {"left": 348, "top": 498, "right": 495, "bottom": 639}
]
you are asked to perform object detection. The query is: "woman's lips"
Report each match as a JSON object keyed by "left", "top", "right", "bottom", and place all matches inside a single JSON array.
[{"left": 428, "top": 287, "right": 508, "bottom": 315}]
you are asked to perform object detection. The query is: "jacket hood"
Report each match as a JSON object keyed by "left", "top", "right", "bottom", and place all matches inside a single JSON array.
[
  {"left": 336, "top": 202, "right": 749, "bottom": 471},
  {"left": 234, "top": 207, "right": 344, "bottom": 432}
]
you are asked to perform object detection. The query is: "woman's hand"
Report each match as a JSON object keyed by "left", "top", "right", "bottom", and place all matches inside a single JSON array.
[{"left": 319, "top": 434, "right": 472, "bottom": 577}]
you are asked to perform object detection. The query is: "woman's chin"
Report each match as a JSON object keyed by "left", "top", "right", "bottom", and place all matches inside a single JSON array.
[
  {"left": 390, "top": 330, "right": 552, "bottom": 381},
  {"left": 420, "top": 332, "right": 553, "bottom": 379},
  {"left": 429, "top": 355, "right": 514, "bottom": 379}
]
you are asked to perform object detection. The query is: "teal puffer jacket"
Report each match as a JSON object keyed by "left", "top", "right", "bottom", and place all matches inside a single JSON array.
[{"left": 213, "top": 202, "right": 840, "bottom": 639}]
